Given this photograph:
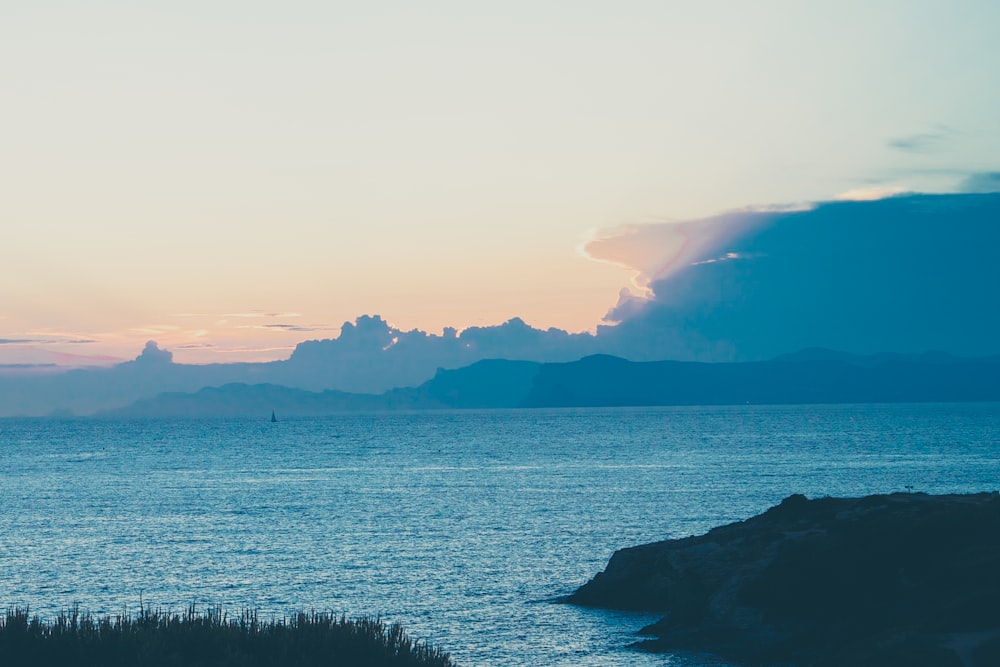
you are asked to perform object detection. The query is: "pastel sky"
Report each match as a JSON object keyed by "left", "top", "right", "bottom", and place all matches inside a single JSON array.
[{"left": 3, "top": 1, "right": 999, "bottom": 365}]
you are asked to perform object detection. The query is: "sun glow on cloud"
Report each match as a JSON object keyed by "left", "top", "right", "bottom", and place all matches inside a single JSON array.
[
  {"left": 836, "top": 185, "right": 910, "bottom": 201},
  {"left": 580, "top": 188, "right": 930, "bottom": 324},
  {"left": 581, "top": 209, "right": 777, "bottom": 304},
  {"left": 577, "top": 223, "right": 695, "bottom": 298},
  {"left": 578, "top": 199, "right": 839, "bottom": 324},
  {"left": 691, "top": 252, "right": 744, "bottom": 266}
]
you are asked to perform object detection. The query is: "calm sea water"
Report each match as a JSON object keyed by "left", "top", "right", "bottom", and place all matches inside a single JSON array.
[{"left": 1, "top": 404, "right": 998, "bottom": 666}]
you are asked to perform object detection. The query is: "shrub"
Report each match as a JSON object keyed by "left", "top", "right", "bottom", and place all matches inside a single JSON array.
[{"left": 0, "top": 606, "right": 455, "bottom": 667}]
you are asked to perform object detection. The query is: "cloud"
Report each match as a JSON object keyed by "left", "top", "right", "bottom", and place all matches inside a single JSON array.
[
  {"left": 0, "top": 337, "right": 98, "bottom": 345},
  {"left": 888, "top": 134, "right": 939, "bottom": 153},
  {"left": 590, "top": 192, "right": 1000, "bottom": 361},
  {"left": 887, "top": 126, "right": 953, "bottom": 153},
  {"left": 283, "top": 314, "right": 602, "bottom": 393},
  {"left": 959, "top": 171, "right": 1000, "bottom": 193},
  {"left": 223, "top": 312, "right": 302, "bottom": 319},
  {"left": 130, "top": 325, "right": 180, "bottom": 335},
  {"left": 238, "top": 323, "right": 338, "bottom": 333},
  {"left": 130, "top": 340, "right": 173, "bottom": 365},
  {"left": 261, "top": 323, "right": 323, "bottom": 332},
  {"left": 836, "top": 185, "right": 910, "bottom": 201},
  {"left": 602, "top": 288, "right": 650, "bottom": 324},
  {"left": 47, "top": 351, "right": 122, "bottom": 365},
  {"left": 581, "top": 210, "right": 775, "bottom": 297},
  {"left": 214, "top": 345, "right": 297, "bottom": 354},
  {"left": 170, "top": 312, "right": 302, "bottom": 319},
  {"left": 690, "top": 252, "right": 749, "bottom": 266},
  {"left": 8, "top": 193, "right": 998, "bottom": 401}
]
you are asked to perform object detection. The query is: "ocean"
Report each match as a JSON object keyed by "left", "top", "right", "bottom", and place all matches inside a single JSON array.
[{"left": 1, "top": 403, "right": 997, "bottom": 666}]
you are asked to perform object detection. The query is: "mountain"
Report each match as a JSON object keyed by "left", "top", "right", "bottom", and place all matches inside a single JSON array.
[
  {"left": 401, "top": 359, "right": 541, "bottom": 409},
  {"left": 110, "top": 384, "right": 384, "bottom": 418},
  {"left": 109, "top": 359, "right": 543, "bottom": 418},
  {"left": 5, "top": 193, "right": 1000, "bottom": 417},
  {"left": 106, "top": 352, "right": 1000, "bottom": 417},
  {"left": 521, "top": 354, "right": 1000, "bottom": 406},
  {"left": 770, "top": 347, "right": 1000, "bottom": 366},
  {"left": 0, "top": 318, "right": 597, "bottom": 417}
]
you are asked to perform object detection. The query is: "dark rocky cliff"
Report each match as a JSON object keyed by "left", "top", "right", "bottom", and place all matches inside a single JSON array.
[{"left": 568, "top": 492, "right": 1000, "bottom": 666}]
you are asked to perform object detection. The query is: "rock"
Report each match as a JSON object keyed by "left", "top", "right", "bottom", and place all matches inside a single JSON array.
[{"left": 567, "top": 492, "right": 1000, "bottom": 666}]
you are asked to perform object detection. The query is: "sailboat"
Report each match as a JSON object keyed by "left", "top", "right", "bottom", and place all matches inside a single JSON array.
[{"left": 271, "top": 410, "right": 277, "bottom": 423}]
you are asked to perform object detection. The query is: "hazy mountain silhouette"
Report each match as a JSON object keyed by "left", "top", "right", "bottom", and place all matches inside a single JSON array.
[
  {"left": 110, "top": 359, "right": 543, "bottom": 418},
  {"left": 3, "top": 192, "right": 998, "bottom": 416},
  {"left": 770, "top": 347, "right": 1000, "bottom": 366},
  {"left": 0, "top": 343, "right": 275, "bottom": 417},
  {"left": 109, "top": 384, "right": 386, "bottom": 418},
  {"left": 521, "top": 354, "right": 1000, "bottom": 407},
  {"left": 0, "top": 318, "right": 601, "bottom": 416},
  {"left": 108, "top": 351, "right": 1000, "bottom": 417}
]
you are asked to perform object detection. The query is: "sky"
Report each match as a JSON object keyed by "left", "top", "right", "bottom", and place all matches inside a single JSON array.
[{"left": 3, "top": 1, "right": 999, "bottom": 366}]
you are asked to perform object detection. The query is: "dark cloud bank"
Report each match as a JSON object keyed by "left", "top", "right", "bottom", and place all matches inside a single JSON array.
[
  {"left": 602, "top": 191, "right": 1000, "bottom": 361},
  {"left": 2, "top": 192, "right": 998, "bottom": 416}
]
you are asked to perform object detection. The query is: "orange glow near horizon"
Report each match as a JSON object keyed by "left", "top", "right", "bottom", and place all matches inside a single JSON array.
[
  {"left": 0, "top": 252, "right": 632, "bottom": 367},
  {"left": 4, "top": 3, "right": 999, "bottom": 369}
]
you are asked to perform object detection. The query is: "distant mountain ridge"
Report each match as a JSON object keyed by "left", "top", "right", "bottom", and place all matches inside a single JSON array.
[
  {"left": 771, "top": 347, "right": 1000, "bottom": 366},
  {"left": 107, "top": 351, "right": 1000, "bottom": 417},
  {"left": 0, "top": 317, "right": 600, "bottom": 417},
  {"left": 523, "top": 354, "right": 1000, "bottom": 407},
  {"left": 5, "top": 192, "right": 999, "bottom": 417}
]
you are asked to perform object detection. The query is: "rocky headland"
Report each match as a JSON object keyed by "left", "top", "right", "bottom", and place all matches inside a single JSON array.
[{"left": 568, "top": 492, "right": 1000, "bottom": 666}]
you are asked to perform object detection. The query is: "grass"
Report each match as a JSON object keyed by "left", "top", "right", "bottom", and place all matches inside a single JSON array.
[{"left": 0, "top": 606, "right": 456, "bottom": 667}]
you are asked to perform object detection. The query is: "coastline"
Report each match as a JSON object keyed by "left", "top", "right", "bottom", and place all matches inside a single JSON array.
[{"left": 568, "top": 492, "right": 1000, "bottom": 666}]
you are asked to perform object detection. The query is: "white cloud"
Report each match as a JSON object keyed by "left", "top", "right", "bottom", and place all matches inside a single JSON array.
[{"left": 836, "top": 185, "right": 910, "bottom": 201}]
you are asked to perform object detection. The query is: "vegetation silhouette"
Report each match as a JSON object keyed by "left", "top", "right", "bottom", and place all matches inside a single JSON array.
[{"left": 0, "top": 606, "right": 455, "bottom": 667}]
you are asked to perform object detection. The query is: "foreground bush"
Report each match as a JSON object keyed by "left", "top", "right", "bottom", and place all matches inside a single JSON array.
[{"left": 0, "top": 606, "right": 455, "bottom": 667}]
